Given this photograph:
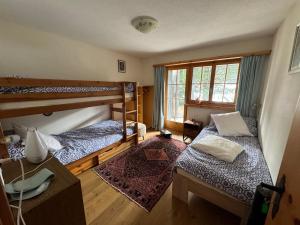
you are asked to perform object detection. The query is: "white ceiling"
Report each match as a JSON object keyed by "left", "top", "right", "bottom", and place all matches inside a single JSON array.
[{"left": 0, "top": 0, "right": 296, "bottom": 57}]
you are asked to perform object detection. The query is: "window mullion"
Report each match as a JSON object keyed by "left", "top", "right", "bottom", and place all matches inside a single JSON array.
[
  {"left": 209, "top": 63, "right": 216, "bottom": 102},
  {"left": 221, "top": 64, "right": 229, "bottom": 102}
]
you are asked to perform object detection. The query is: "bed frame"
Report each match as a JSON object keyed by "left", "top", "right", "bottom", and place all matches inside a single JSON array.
[
  {"left": 172, "top": 168, "right": 250, "bottom": 225},
  {"left": 0, "top": 77, "right": 139, "bottom": 175}
]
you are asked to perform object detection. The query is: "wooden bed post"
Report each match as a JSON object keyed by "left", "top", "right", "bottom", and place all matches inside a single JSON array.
[
  {"left": 109, "top": 104, "right": 114, "bottom": 120},
  {"left": 172, "top": 171, "right": 188, "bottom": 203},
  {"left": 133, "top": 82, "right": 139, "bottom": 145},
  {"left": 0, "top": 123, "right": 9, "bottom": 159}
]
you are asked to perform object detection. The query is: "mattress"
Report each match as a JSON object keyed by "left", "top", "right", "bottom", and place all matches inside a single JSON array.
[
  {"left": 175, "top": 126, "right": 272, "bottom": 204},
  {"left": 8, "top": 120, "right": 134, "bottom": 165},
  {"left": 0, "top": 86, "right": 118, "bottom": 94},
  {"left": 0, "top": 82, "right": 134, "bottom": 94}
]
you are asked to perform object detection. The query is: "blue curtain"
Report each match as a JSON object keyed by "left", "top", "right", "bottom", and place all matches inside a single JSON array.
[
  {"left": 152, "top": 66, "right": 165, "bottom": 130},
  {"left": 236, "top": 55, "right": 268, "bottom": 117}
]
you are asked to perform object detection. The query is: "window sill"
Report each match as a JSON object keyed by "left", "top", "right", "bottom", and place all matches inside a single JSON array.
[{"left": 185, "top": 102, "right": 235, "bottom": 111}]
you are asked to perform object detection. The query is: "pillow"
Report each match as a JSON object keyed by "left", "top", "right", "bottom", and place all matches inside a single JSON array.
[
  {"left": 191, "top": 135, "right": 243, "bottom": 162},
  {"left": 37, "top": 131, "right": 63, "bottom": 152},
  {"left": 13, "top": 123, "right": 28, "bottom": 140},
  {"left": 209, "top": 114, "right": 258, "bottom": 136},
  {"left": 211, "top": 112, "right": 253, "bottom": 136}
]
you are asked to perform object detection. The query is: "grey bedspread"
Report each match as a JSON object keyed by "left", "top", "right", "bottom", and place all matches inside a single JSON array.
[
  {"left": 0, "top": 82, "right": 134, "bottom": 94},
  {"left": 175, "top": 127, "right": 272, "bottom": 204},
  {"left": 8, "top": 120, "right": 133, "bottom": 165}
]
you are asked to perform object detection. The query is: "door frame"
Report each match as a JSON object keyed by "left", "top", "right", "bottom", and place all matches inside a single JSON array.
[{"left": 164, "top": 65, "right": 189, "bottom": 132}]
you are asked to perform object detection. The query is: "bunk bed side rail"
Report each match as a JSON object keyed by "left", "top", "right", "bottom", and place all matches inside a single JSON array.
[
  {"left": 0, "top": 77, "right": 123, "bottom": 103},
  {"left": 0, "top": 77, "right": 122, "bottom": 87},
  {"left": 0, "top": 98, "right": 123, "bottom": 119},
  {"left": 0, "top": 90, "right": 122, "bottom": 103}
]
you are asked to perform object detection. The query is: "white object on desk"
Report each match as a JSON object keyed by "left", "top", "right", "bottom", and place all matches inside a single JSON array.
[{"left": 24, "top": 129, "right": 48, "bottom": 164}]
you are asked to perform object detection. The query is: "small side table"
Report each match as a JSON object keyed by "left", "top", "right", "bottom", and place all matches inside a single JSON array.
[
  {"left": 183, "top": 120, "right": 203, "bottom": 142},
  {"left": 2, "top": 156, "right": 86, "bottom": 225}
]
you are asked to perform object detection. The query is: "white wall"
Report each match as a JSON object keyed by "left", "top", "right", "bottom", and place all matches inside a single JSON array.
[
  {"left": 141, "top": 36, "right": 273, "bottom": 124},
  {"left": 0, "top": 20, "right": 143, "bottom": 133},
  {"left": 0, "top": 20, "right": 143, "bottom": 82},
  {"left": 259, "top": 2, "right": 300, "bottom": 183},
  {"left": 1, "top": 106, "right": 110, "bottom": 134},
  {"left": 141, "top": 36, "right": 273, "bottom": 86},
  {"left": 187, "top": 107, "right": 232, "bottom": 125}
]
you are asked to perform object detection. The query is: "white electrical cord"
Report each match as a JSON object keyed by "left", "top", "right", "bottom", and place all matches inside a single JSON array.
[
  {"left": 0, "top": 167, "right": 4, "bottom": 185},
  {"left": 9, "top": 159, "right": 26, "bottom": 225},
  {"left": 9, "top": 155, "right": 54, "bottom": 184},
  {"left": 6, "top": 155, "right": 53, "bottom": 225},
  {"left": 17, "top": 159, "right": 24, "bottom": 225}
]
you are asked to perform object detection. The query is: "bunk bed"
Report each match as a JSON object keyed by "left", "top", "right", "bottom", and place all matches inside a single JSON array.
[{"left": 0, "top": 77, "right": 139, "bottom": 175}]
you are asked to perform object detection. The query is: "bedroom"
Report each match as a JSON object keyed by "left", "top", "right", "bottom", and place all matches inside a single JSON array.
[{"left": 0, "top": 0, "right": 300, "bottom": 225}]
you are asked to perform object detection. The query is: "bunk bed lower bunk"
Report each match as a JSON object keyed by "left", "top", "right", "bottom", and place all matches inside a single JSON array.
[
  {"left": 7, "top": 120, "right": 135, "bottom": 175},
  {"left": 0, "top": 77, "right": 139, "bottom": 175},
  {"left": 173, "top": 121, "right": 272, "bottom": 225}
]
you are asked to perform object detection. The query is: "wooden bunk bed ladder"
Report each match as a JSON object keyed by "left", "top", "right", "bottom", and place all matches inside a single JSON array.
[{"left": 121, "top": 82, "right": 139, "bottom": 144}]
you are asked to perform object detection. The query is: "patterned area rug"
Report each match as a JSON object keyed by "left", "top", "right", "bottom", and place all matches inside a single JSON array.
[{"left": 94, "top": 136, "right": 186, "bottom": 211}]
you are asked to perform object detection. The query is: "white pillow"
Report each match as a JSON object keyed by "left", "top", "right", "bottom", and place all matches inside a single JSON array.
[
  {"left": 13, "top": 123, "right": 28, "bottom": 140},
  {"left": 191, "top": 135, "right": 243, "bottom": 162},
  {"left": 37, "top": 131, "right": 63, "bottom": 152},
  {"left": 211, "top": 112, "right": 253, "bottom": 137}
]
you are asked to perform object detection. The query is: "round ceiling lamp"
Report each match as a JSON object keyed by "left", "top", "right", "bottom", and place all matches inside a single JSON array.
[{"left": 131, "top": 16, "right": 158, "bottom": 33}]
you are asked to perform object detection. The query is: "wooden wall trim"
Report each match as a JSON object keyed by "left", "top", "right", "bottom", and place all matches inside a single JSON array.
[{"left": 153, "top": 50, "right": 271, "bottom": 67}]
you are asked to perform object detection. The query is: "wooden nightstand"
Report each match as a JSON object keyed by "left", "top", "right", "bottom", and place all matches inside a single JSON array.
[
  {"left": 2, "top": 156, "right": 86, "bottom": 225},
  {"left": 183, "top": 120, "right": 203, "bottom": 142}
]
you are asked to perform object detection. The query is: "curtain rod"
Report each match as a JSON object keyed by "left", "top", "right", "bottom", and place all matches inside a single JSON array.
[{"left": 153, "top": 50, "right": 272, "bottom": 67}]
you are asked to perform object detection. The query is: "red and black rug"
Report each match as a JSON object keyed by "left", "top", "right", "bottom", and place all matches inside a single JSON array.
[{"left": 94, "top": 136, "right": 186, "bottom": 211}]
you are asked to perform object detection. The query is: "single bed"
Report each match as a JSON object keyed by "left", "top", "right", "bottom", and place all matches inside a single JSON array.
[
  {"left": 173, "top": 120, "right": 272, "bottom": 224},
  {"left": 8, "top": 120, "right": 134, "bottom": 165}
]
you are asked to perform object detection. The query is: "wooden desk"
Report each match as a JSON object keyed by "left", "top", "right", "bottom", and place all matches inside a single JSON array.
[{"left": 2, "top": 157, "right": 86, "bottom": 225}]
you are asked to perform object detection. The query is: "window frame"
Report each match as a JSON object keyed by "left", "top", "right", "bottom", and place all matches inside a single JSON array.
[
  {"left": 164, "top": 58, "right": 241, "bottom": 126},
  {"left": 186, "top": 58, "right": 241, "bottom": 108}
]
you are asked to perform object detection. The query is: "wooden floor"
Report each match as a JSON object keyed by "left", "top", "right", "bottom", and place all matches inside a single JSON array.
[{"left": 78, "top": 130, "right": 240, "bottom": 225}]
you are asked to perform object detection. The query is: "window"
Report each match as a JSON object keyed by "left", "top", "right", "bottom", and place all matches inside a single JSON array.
[
  {"left": 212, "top": 63, "right": 239, "bottom": 102},
  {"left": 167, "top": 68, "right": 187, "bottom": 122},
  {"left": 189, "top": 60, "right": 240, "bottom": 104},
  {"left": 191, "top": 66, "right": 212, "bottom": 101},
  {"left": 165, "top": 58, "right": 240, "bottom": 125}
]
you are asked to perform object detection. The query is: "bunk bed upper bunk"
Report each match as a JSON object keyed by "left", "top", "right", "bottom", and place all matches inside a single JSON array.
[{"left": 0, "top": 77, "right": 139, "bottom": 175}]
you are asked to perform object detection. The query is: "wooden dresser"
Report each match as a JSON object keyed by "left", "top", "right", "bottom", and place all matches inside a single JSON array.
[{"left": 2, "top": 157, "right": 86, "bottom": 225}]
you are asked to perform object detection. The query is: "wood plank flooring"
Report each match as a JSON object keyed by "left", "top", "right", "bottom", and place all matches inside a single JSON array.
[{"left": 78, "top": 130, "right": 240, "bottom": 225}]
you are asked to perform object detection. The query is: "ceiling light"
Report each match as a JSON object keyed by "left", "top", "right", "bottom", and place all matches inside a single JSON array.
[{"left": 131, "top": 16, "right": 158, "bottom": 33}]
